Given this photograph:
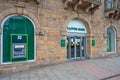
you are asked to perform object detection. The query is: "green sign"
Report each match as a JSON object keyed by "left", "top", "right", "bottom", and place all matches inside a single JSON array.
[
  {"left": 92, "top": 40, "right": 96, "bottom": 46},
  {"left": 60, "top": 39, "right": 65, "bottom": 47},
  {"left": 67, "top": 27, "right": 85, "bottom": 31}
]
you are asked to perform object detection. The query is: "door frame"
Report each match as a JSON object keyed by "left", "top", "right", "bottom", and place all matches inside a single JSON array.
[{"left": 67, "top": 34, "right": 87, "bottom": 60}]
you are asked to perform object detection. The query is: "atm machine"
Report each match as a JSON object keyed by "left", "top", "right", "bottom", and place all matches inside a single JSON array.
[{"left": 11, "top": 34, "right": 28, "bottom": 62}]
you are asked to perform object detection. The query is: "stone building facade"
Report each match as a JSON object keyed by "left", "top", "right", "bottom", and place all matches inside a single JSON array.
[{"left": 0, "top": 0, "right": 120, "bottom": 73}]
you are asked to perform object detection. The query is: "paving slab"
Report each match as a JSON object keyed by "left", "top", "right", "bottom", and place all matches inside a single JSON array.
[{"left": 0, "top": 57, "right": 120, "bottom": 80}]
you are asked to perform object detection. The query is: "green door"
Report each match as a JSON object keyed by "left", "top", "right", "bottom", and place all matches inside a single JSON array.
[{"left": 3, "top": 15, "right": 35, "bottom": 63}]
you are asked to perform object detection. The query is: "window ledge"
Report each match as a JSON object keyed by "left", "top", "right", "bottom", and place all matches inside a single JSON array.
[{"left": 107, "top": 52, "right": 116, "bottom": 54}]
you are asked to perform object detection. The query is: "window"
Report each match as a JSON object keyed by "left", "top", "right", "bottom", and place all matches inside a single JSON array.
[
  {"left": 106, "top": 27, "right": 116, "bottom": 52},
  {"left": 106, "top": 0, "right": 114, "bottom": 10},
  {"left": 117, "top": 0, "right": 120, "bottom": 8}
]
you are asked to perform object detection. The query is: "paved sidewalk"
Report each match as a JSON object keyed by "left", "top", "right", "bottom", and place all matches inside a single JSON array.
[{"left": 0, "top": 57, "right": 120, "bottom": 80}]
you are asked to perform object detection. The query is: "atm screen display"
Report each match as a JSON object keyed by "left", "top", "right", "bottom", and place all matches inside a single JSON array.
[{"left": 13, "top": 44, "right": 26, "bottom": 59}]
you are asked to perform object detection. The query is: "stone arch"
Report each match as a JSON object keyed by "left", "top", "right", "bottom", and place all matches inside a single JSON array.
[
  {"left": 0, "top": 7, "right": 39, "bottom": 64},
  {"left": 0, "top": 7, "right": 40, "bottom": 29},
  {"left": 64, "top": 14, "right": 91, "bottom": 58},
  {"left": 105, "top": 22, "right": 118, "bottom": 35},
  {"left": 67, "top": 19, "right": 87, "bottom": 33},
  {"left": 106, "top": 26, "right": 117, "bottom": 53},
  {"left": 63, "top": 14, "right": 90, "bottom": 35},
  {"left": 107, "top": 26, "right": 117, "bottom": 34}
]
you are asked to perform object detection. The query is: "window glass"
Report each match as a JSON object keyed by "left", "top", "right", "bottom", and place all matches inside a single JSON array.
[
  {"left": 106, "top": 0, "right": 114, "bottom": 10},
  {"left": 107, "top": 27, "right": 116, "bottom": 52}
]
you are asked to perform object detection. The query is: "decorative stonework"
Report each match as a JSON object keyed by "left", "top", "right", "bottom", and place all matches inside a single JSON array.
[
  {"left": 36, "top": 29, "right": 45, "bottom": 36},
  {"left": 63, "top": 0, "right": 101, "bottom": 14},
  {"left": 15, "top": 4, "right": 25, "bottom": 14}
]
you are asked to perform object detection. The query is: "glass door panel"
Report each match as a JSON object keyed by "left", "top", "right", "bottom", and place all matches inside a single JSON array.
[
  {"left": 67, "top": 36, "right": 86, "bottom": 60},
  {"left": 76, "top": 37, "right": 81, "bottom": 58},
  {"left": 81, "top": 37, "right": 86, "bottom": 58},
  {"left": 67, "top": 37, "right": 70, "bottom": 59},
  {"left": 71, "top": 37, "right": 75, "bottom": 59}
]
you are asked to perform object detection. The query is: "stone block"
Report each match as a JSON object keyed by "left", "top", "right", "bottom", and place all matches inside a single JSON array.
[
  {"left": 36, "top": 29, "right": 45, "bottom": 36},
  {"left": 60, "top": 30, "right": 67, "bottom": 36}
]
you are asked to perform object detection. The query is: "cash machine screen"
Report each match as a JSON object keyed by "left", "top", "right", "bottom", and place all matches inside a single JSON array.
[{"left": 13, "top": 44, "right": 26, "bottom": 59}]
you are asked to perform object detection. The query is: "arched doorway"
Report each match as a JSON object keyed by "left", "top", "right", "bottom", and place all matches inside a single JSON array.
[
  {"left": 106, "top": 27, "right": 116, "bottom": 53},
  {"left": 1, "top": 14, "right": 35, "bottom": 64},
  {"left": 67, "top": 19, "right": 87, "bottom": 60}
]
